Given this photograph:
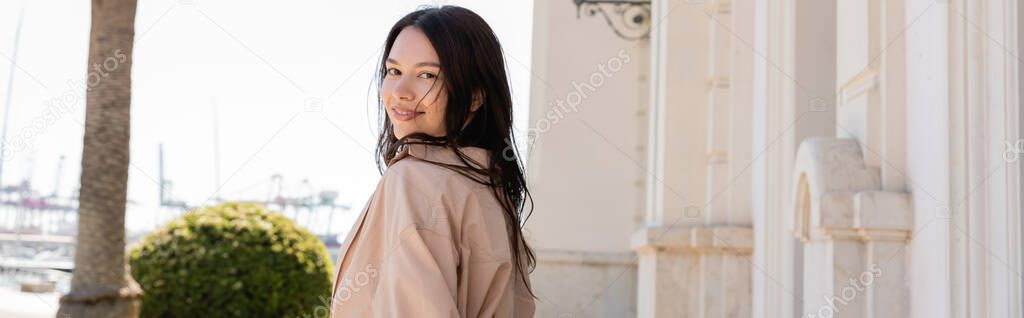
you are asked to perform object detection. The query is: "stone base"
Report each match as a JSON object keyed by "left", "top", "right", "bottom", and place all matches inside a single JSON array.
[
  {"left": 632, "top": 225, "right": 753, "bottom": 318},
  {"left": 530, "top": 249, "right": 637, "bottom": 318}
]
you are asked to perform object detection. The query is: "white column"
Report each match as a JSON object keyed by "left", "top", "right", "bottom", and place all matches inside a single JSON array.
[
  {"left": 636, "top": 0, "right": 756, "bottom": 316},
  {"left": 645, "top": 0, "right": 709, "bottom": 227},
  {"left": 901, "top": 0, "right": 1024, "bottom": 316},
  {"left": 638, "top": 0, "right": 710, "bottom": 314},
  {"left": 752, "top": 0, "right": 838, "bottom": 317},
  {"left": 791, "top": 138, "right": 912, "bottom": 318}
]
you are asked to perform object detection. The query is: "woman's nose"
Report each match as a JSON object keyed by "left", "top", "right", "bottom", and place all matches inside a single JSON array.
[{"left": 392, "top": 77, "right": 415, "bottom": 101}]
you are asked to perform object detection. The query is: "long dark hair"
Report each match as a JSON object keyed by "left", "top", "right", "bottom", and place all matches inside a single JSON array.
[{"left": 373, "top": 5, "right": 535, "bottom": 295}]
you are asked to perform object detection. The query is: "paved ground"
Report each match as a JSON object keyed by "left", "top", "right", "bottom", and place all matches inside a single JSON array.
[{"left": 0, "top": 287, "right": 60, "bottom": 318}]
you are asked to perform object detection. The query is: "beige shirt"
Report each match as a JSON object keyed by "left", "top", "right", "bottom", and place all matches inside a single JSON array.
[{"left": 329, "top": 143, "right": 535, "bottom": 318}]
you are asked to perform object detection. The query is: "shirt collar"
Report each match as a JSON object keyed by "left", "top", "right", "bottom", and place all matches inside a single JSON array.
[{"left": 387, "top": 142, "right": 491, "bottom": 169}]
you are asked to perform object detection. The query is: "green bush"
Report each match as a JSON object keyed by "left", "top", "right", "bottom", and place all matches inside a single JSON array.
[{"left": 129, "top": 202, "right": 334, "bottom": 317}]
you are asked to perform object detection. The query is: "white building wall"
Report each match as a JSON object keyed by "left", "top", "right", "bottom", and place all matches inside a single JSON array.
[
  {"left": 526, "top": 1, "right": 1023, "bottom": 317},
  {"left": 525, "top": 0, "right": 649, "bottom": 316},
  {"left": 904, "top": 1, "right": 951, "bottom": 317}
]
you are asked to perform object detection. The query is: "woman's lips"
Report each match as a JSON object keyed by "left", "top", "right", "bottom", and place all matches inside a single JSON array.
[{"left": 391, "top": 107, "right": 424, "bottom": 121}]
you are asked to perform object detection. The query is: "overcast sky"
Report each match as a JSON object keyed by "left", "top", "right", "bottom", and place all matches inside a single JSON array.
[{"left": 0, "top": 0, "right": 534, "bottom": 232}]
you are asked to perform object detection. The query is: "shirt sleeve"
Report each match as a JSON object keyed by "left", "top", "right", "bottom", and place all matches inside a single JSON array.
[
  {"left": 366, "top": 166, "right": 534, "bottom": 318},
  {"left": 456, "top": 190, "right": 533, "bottom": 318},
  {"left": 370, "top": 224, "right": 461, "bottom": 318},
  {"left": 369, "top": 171, "right": 461, "bottom": 317}
]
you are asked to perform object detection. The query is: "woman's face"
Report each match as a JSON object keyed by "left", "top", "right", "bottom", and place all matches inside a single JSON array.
[{"left": 382, "top": 26, "right": 447, "bottom": 139}]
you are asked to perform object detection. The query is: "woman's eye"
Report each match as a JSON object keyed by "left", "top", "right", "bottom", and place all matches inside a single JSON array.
[
  {"left": 418, "top": 72, "right": 437, "bottom": 79},
  {"left": 386, "top": 68, "right": 400, "bottom": 76}
]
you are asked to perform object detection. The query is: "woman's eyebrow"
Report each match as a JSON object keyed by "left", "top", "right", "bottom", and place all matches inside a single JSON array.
[{"left": 386, "top": 58, "right": 440, "bottom": 68}]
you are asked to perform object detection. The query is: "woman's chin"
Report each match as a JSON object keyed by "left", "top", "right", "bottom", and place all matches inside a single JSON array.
[
  {"left": 393, "top": 128, "right": 412, "bottom": 140},
  {"left": 393, "top": 129, "right": 446, "bottom": 140}
]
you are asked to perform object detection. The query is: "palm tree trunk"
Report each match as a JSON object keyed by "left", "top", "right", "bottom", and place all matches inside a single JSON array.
[{"left": 57, "top": 0, "right": 142, "bottom": 317}]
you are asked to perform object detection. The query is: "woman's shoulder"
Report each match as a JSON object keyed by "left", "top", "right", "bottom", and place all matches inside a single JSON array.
[
  {"left": 382, "top": 145, "right": 491, "bottom": 191},
  {"left": 377, "top": 155, "right": 502, "bottom": 220},
  {"left": 384, "top": 157, "right": 484, "bottom": 190},
  {"left": 374, "top": 161, "right": 487, "bottom": 220},
  {"left": 366, "top": 158, "right": 498, "bottom": 245}
]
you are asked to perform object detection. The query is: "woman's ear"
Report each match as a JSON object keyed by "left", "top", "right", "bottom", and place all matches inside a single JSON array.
[{"left": 470, "top": 90, "right": 485, "bottom": 113}]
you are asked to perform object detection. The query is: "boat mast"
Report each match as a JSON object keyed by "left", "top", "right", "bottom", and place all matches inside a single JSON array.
[{"left": 0, "top": 6, "right": 26, "bottom": 191}]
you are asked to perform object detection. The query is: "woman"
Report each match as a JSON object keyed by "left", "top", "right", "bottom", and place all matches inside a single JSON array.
[{"left": 329, "top": 6, "right": 536, "bottom": 318}]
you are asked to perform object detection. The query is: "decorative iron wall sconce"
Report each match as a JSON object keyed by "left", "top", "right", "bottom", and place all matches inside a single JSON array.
[{"left": 573, "top": 0, "right": 652, "bottom": 40}]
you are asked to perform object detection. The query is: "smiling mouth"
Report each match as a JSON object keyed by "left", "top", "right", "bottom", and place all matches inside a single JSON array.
[{"left": 391, "top": 107, "right": 425, "bottom": 121}]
